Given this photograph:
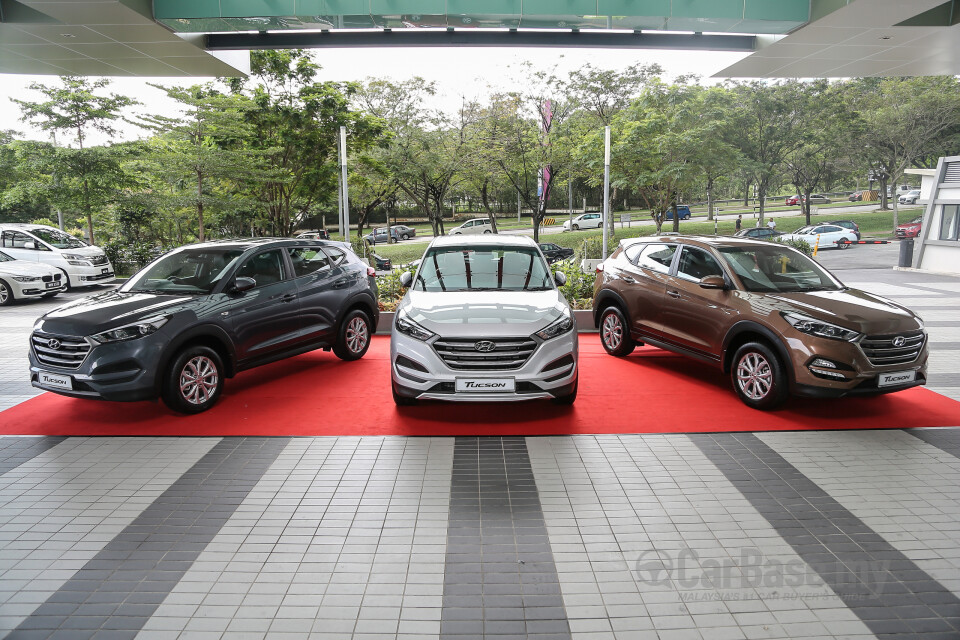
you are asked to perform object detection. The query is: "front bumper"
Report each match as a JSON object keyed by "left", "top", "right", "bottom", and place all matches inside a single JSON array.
[
  {"left": 10, "top": 280, "right": 66, "bottom": 298},
  {"left": 783, "top": 333, "right": 928, "bottom": 399},
  {"left": 391, "top": 329, "right": 578, "bottom": 402},
  {"left": 63, "top": 263, "right": 116, "bottom": 286},
  {"left": 28, "top": 333, "right": 166, "bottom": 402}
]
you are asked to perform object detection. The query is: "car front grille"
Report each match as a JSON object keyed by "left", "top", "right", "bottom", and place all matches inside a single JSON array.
[
  {"left": 32, "top": 333, "right": 91, "bottom": 369},
  {"left": 89, "top": 255, "right": 108, "bottom": 266},
  {"left": 41, "top": 273, "right": 61, "bottom": 283},
  {"left": 859, "top": 331, "right": 925, "bottom": 366},
  {"left": 433, "top": 337, "right": 537, "bottom": 370}
]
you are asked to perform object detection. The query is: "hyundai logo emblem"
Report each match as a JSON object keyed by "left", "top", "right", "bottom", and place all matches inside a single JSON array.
[
  {"left": 47, "top": 338, "right": 61, "bottom": 350},
  {"left": 892, "top": 335, "right": 906, "bottom": 347},
  {"left": 474, "top": 340, "right": 496, "bottom": 352}
]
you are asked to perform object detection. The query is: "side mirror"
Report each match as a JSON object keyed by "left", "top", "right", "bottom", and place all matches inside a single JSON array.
[
  {"left": 399, "top": 271, "right": 413, "bottom": 288},
  {"left": 699, "top": 275, "right": 726, "bottom": 290},
  {"left": 24, "top": 241, "right": 36, "bottom": 250},
  {"left": 554, "top": 271, "right": 567, "bottom": 286},
  {"left": 231, "top": 276, "right": 257, "bottom": 293}
]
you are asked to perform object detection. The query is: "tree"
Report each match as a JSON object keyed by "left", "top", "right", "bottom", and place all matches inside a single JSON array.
[
  {"left": 137, "top": 84, "right": 265, "bottom": 242},
  {"left": 13, "top": 76, "right": 137, "bottom": 245},
  {"left": 229, "top": 50, "right": 385, "bottom": 237}
]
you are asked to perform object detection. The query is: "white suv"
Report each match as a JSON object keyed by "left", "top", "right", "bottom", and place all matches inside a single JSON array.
[
  {"left": 391, "top": 235, "right": 578, "bottom": 405},
  {"left": 448, "top": 218, "right": 493, "bottom": 235},
  {"left": 0, "top": 224, "right": 115, "bottom": 288},
  {"left": 899, "top": 190, "right": 921, "bottom": 205}
]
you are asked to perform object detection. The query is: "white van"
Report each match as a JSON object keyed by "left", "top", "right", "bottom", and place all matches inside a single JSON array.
[
  {"left": 0, "top": 224, "right": 115, "bottom": 288},
  {"left": 448, "top": 218, "right": 493, "bottom": 235}
]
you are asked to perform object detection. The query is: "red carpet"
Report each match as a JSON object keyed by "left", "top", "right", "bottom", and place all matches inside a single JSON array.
[{"left": 1, "top": 335, "right": 957, "bottom": 436}]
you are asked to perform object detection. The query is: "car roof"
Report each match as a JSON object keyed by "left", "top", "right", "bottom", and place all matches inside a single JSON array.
[
  {"left": 431, "top": 234, "right": 538, "bottom": 248},
  {"left": 620, "top": 234, "right": 775, "bottom": 250},
  {"left": 0, "top": 223, "right": 62, "bottom": 231},
  {"left": 171, "top": 237, "right": 333, "bottom": 252}
]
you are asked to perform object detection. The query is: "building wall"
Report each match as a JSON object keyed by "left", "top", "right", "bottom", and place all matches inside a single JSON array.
[{"left": 916, "top": 157, "right": 960, "bottom": 275}]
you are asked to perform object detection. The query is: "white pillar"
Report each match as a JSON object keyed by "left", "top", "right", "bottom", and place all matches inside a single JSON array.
[
  {"left": 340, "top": 126, "right": 350, "bottom": 243},
  {"left": 602, "top": 126, "right": 611, "bottom": 259}
]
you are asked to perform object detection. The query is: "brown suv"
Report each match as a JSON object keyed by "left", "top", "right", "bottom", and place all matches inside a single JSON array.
[{"left": 593, "top": 235, "right": 928, "bottom": 409}]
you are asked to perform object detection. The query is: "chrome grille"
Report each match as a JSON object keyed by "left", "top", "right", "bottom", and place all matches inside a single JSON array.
[
  {"left": 433, "top": 337, "right": 537, "bottom": 370},
  {"left": 89, "top": 255, "right": 108, "bottom": 266},
  {"left": 32, "top": 333, "right": 91, "bottom": 369},
  {"left": 859, "top": 331, "right": 925, "bottom": 366}
]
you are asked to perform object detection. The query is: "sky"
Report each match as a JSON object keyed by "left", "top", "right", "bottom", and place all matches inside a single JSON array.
[{"left": 1, "top": 46, "right": 752, "bottom": 145}]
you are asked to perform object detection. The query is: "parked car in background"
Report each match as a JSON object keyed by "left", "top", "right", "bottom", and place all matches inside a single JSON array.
[
  {"left": 593, "top": 235, "right": 928, "bottom": 410},
  {"left": 0, "top": 224, "right": 115, "bottom": 289},
  {"left": 778, "top": 224, "right": 857, "bottom": 249},
  {"left": 829, "top": 220, "right": 861, "bottom": 240},
  {"left": 787, "top": 194, "right": 831, "bottom": 205},
  {"left": 848, "top": 191, "right": 864, "bottom": 202},
  {"left": 734, "top": 228, "right": 780, "bottom": 240},
  {"left": 369, "top": 252, "right": 392, "bottom": 271},
  {"left": 785, "top": 195, "right": 801, "bottom": 206},
  {"left": 899, "top": 190, "right": 921, "bottom": 205},
  {"left": 295, "top": 229, "right": 330, "bottom": 240},
  {"left": 896, "top": 217, "right": 923, "bottom": 239},
  {"left": 538, "top": 242, "right": 575, "bottom": 263},
  {"left": 391, "top": 225, "right": 417, "bottom": 240},
  {"left": 663, "top": 205, "right": 692, "bottom": 221},
  {"left": 562, "top": 213, "right": 604, "bottom": 231},
  {"left": 29, "top": 238, "right": 378, "bottom": 414},
  {"left": 364, "top": 227, "right": 401, "bottom": 245},
  {"left": 0, "top": 250, "right": 66, "bottom": 306},
  {"left": 448, "top": 218, "right": 493, "bottom": 235},
  {"left": 391, "top": 235, "right": 578, "bottom": 406}
]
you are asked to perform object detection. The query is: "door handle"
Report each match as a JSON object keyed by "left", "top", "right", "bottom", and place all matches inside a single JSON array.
[
  {"left": 622, "top": 275, "right": 636, "bottom": 283},
  {"left": 333, "top": 279, "right": 348, "bottom": 289},
  {"left": 281, "top": 293, "right": 297, "bottom": 303},
  {"left": 667, "top": 290, "right": 681, "bottom": 298}
]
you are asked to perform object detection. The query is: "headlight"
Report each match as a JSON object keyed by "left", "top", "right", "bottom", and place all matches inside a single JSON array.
[
  {"left": 781, "top": 312, "right": 862, "bottom": 342},
  {"left": 394, "top": 309, "right": 435, "bottom": 342},
  {"left": 89, "top": 315, "right": 170, "bottom": 344},
  {"left": 12, "top": 276, "right": 41, "bottom": 282},
  {"left": 535, "top": 310, "right": 574, "bottom": 341},
  {"left": 67, "top": 260, "right": 92, "bottom": 266}
]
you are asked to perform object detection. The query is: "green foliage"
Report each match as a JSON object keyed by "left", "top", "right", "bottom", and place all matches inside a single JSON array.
[
  {"left": 375, "top": 267, "right": 417, "bottom": 311},
  {"left": 553, "top": 259, "right": 596, "bottom": 309},
  {"left": 774, "top": 237, "right": 813, "bottom": 256}
]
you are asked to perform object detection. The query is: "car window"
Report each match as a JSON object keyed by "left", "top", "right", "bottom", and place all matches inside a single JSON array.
[
  {"left": 122, "top": 248, "right": 245, "bottom": 295},
  {"left": 636, "top": 244, "right": 677, "bottom": 274},
  {"left": 323, "top": 247, "right": 347, "bottom": 266},
  {"left": 463, "top": 220, "right": 474, "bottom": 227},
  {"left": 677, "top": 247, "right": 724, "bottom": 282},
  {"left": 236, "top": 249, "right": 288, "bottom": 287},
  {"left": 287, "top": 247, "right": 331, "bottom": 277},
  {"left": 2, "top": 231, "right": 38, "bottom": 249},
  {"left": 719, "top": 246, "right": 842, "bottom": 293},
  {"left": 415, "top": 246, "right": 552, "bottom": 292},
  {"left": 27, "top": 227, "right": 86, "bottom": 249},
  {"left": 0, "top": 251, "right": 13, "bottom": 262},
  {"left": 623, "top": 244, "right": 644, "bottom": 263}
]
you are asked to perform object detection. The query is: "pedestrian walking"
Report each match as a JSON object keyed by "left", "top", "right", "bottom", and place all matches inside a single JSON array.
[{"left": 735, "top": 215, "right": 742, "bottom": 232}]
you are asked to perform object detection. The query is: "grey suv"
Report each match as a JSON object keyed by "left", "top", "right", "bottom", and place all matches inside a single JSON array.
[{"left": 29, "top": 238, "right": 379, "bottom": 413}]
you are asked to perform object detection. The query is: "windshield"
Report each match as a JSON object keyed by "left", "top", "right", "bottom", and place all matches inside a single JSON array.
[
  {"left": 792, "top": 226, "right": 815, "bottom": 235},
  {"left": 28, "top": 228, "right": 86, "bottom": 249},
  {"left": 122, "top": 248, "right": 245, "bottom": 295},
  {"left": 719, "top": 246, "right": 842, "bottom": 293},
  {"left": 415, "top": 246, "right": 554, "bottom": 292}
]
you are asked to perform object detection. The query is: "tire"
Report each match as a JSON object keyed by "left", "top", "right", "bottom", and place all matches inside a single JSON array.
[
  {"left": 333, "top": 309, "right": 371, "bottom": 361},
  {"left": 599, "top": 306, "right": 635, "bottom": 357},
  {"left": 551, "top": 377, "right": 578, "bottom": 405},
  {"left": 483, "top": 229, "right": 492, "bottom": 234},
  {"left": 393, "top": 383, "right": 418, "bottom": 406},
  {"left": 401, "top": 234, "right": 410, "bottom": 241},
  {"left": 389, "top": 237, "right": 397, "bottom": 244},
  {"left": 731, "top": 341, "right": 788, "bottom": 410},
  {"left": 58, "top": 269, "right": 72, "bottom": 291},
  {"left": 161, "top": 346, "right": 224, "bottom": 414},
  {"left": 572, "top": 224, "right": 580, "bottom": 231},
  {"left": 837, "top": 239, "right": 850, "bottom": 249},
  {"left": 0, "top": 279, "right": 13, "bottom": 306}
]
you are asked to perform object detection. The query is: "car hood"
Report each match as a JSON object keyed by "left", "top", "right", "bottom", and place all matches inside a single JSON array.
[
  {"left": 35, "top": 289, "right": 197, "bottom": 336},
  {"left": 0, "top": 261, "right": 58, "bottom": 277},
  {"left": 767, "top": 288, "right": 923, "bottom": 335},
  {"left": 62, "top": 245, "right": 107, "bottom": 258},
  {"left": 400, "top": 289, "right": 568, "bottom": 337},
  {"left": 897, "top": 223, "right": 921, "bottom": 229}
]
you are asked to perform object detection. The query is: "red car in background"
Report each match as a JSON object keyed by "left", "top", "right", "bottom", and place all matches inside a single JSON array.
[
  {"left": 785, "top": 195, "right": 801, "bottom": 205},
  {"left": 896, "top": 217, "right": 923, "bottom": 239}
]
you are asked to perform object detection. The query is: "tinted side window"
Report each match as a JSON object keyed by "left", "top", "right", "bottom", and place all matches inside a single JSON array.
[
  {"left": 636, "top": 244, "right": 676, "bottom": 274},
  {"left": 2, "top": 231, "right": 35, "bottom": 249},
  {"left": 288, "top": 247, "right": 331, "bottom": 278},
  {"left": 323, "top": 247, "right": 347, "bottom": 266},
  {"left": 236, "top": 249, "right": 287, "bottom": 287},
  {"left": 677, "top": 247, "right": 724, "bottom": 282}
]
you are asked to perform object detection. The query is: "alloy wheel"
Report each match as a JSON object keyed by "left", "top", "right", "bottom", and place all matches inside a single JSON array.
[
  {"left": 345, "top": 315, "right": 369, "bottom": 354},
  {"left": 179, "top": 355, "right": 219, "bottom": 405},
  {"left": 736, "top": 352, "right": 773, "bottom": 400},
  {"left": 602, "top": 313, "right": 623, "bottom": 350},
  {"left": 0, "top": 283, "right": 8, "bottom": 305}
]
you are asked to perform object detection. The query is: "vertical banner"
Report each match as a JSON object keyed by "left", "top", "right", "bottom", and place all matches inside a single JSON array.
[{"left": 539, "top": 100, "right": 553, "bottom": 227}]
